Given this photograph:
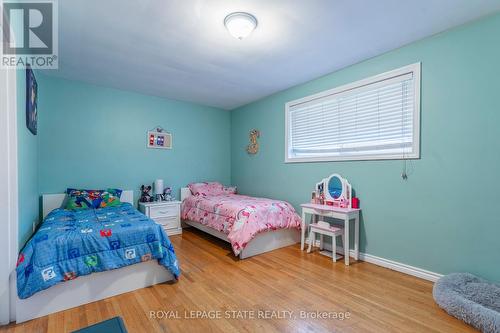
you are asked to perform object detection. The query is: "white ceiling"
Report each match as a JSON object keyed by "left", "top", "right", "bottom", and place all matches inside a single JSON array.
[{"left": 46, "top": 0, "right": 500, "bottom": 110}]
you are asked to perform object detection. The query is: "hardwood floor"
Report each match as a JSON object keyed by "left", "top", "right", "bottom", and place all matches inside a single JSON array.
[{"left": 2, "top": 228, "right": 476, "bottom": 333}]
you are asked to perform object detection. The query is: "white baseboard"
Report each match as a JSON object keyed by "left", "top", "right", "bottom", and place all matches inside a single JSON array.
[{"left": 308, "top": 239, "right": 443, "bottom": 282}]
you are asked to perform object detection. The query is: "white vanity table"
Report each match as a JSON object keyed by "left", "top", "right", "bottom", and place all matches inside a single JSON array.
[
  {"left": 301, "top": 173, "right": 360, "bottom": 265},
  {"left": 300, "top": 204, "right": 360, "bottom": 265}
]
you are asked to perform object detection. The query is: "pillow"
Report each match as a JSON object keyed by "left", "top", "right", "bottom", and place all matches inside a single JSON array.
[
  {"left": 65, "top": 188, "right": 123, "bottom": 210},
  {"left": 188, "top": 182, "right": 224, "bottom": 196},
  {"left": 66, "top": 189, "right": 103, "bottom": 210},
  {"left": 222, "top": 186, "right": 237, "bottom": 195},
  {"left": 98, "top": 188, "right": 122, "bottom": 208}
]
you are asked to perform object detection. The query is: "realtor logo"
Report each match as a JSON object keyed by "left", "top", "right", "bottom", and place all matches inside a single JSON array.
[{"left": 1, "top": 0, "right": 58, "bottom": 68}]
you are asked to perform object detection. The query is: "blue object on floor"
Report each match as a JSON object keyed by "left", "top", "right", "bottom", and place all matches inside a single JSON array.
[
  {"left": 433, "top": 273, "right": 500, "bottom": 333},
  {"left": 71, "top": 317, "right": 128, "bottom": 333}
]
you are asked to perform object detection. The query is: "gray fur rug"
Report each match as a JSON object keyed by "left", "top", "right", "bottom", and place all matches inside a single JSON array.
[{"left": 433, "top": 273, "right": 500, "bottom": 333}]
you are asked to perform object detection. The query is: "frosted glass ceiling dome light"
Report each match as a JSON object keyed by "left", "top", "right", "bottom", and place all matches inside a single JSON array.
[{"left": 224, "top": 12, "right": 258, "bottom": 40}]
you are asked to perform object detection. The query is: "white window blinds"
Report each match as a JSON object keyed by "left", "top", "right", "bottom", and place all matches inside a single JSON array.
[{"left": 286, "top": 63, "right": 420, "bottom": 162}]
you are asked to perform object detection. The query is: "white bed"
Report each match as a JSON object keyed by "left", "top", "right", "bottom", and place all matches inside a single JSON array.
[
  {"left": 180, "top": 187, "right": 300, "bottom": 259},
  {"left": 9, "top": 190, "right": 175, "bottom": 323}
]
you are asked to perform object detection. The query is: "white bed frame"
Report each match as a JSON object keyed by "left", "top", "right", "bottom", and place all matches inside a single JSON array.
[
  {"left": 9, "top": 191, "right": 175, "bottom": 323},
  {"left": 180, "top": 188, "right": 300, "bottom": 259}
]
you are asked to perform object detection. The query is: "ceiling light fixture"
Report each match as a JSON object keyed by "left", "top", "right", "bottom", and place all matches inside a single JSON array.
[{"left": 224, "top": 12, "right": 258, "bottom": 40}]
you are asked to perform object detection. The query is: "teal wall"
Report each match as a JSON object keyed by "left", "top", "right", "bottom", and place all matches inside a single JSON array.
[
  {"left": 17, "top": 69, "right": 40, "bottom": 247},
  {"left": 37, "top": 76, "right": 231, "bottom": 203},
  {"left": 231, "top": 13, "right": 500, "bottom": 281}
]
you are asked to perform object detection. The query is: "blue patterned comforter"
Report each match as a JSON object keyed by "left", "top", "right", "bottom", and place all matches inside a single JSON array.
[{"left": 16, "top": 203, "right": 180, "bottom": 299}]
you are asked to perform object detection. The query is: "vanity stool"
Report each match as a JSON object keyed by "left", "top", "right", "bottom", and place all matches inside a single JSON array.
[{"left": 307, "top": 222, "right": 345, "bottom": 262}]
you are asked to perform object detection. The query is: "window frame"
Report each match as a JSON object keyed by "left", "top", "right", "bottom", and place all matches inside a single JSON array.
[{"left": 284, "top": 63, "right": 421, "bottom": 163}]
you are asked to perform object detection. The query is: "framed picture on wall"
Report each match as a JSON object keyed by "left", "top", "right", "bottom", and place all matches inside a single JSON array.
[
  {"left": 147, "top": 128, "right": 172, "bottom": 149},
  {"left": 26, "top": 65, "right": 38, "bottom": 135}
]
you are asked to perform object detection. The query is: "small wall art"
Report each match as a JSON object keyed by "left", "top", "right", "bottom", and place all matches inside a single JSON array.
[
  {"left": 246, "top": 129, "right": 260, "bottom": 154},
  {"left": 147, "top": 127, "right": 172, "bottom": 149},
  {"left": 26, "top": 65, "right": 38, "bottom": 135}
]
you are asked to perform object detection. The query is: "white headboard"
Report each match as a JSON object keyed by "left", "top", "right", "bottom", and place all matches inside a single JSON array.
[
  {"left": 180, "top": 187, "right": 192, "bottom": 201},
  {"left": 42, "top": 190, "right": 134, "bottom": 218}
]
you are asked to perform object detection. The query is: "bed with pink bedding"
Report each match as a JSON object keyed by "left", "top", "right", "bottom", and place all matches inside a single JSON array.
[{"left": 181, "top": 182, "right": 301, "bottom": 257}]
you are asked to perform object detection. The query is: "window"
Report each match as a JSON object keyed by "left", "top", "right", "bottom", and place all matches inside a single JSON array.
[{"left": 285, "top": 63, "right": 421, "bottom": 162}]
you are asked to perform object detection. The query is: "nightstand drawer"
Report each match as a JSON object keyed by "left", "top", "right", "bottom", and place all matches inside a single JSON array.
[
  {"left": 155, "top": 216, "right": 179, "bottom": 230},
  {"left": 150, "top": 205, "right": 178, "bottom": 218},
  {"left": 139, "top": 200, "right": 182, "bottom": 236}
]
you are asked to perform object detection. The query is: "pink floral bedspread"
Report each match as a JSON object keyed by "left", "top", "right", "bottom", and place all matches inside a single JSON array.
[{"left": 181, "top": 194, "right": 302, "bottom": 255}]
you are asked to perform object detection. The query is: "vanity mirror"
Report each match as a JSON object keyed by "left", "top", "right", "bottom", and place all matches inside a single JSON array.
[
  {"left": 327, "top": 175, "right": 343, "bottom": 200},
  {"left": 314, "top": 173, "right": 352, "bottom": 208}
]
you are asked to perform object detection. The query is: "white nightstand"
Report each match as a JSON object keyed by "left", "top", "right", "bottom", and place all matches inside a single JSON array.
[{"left": 139, "top": 201, "right": 182, "bottom": 236}]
